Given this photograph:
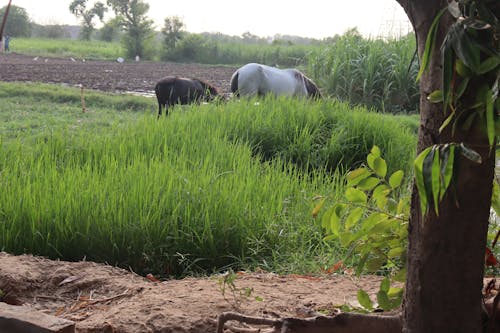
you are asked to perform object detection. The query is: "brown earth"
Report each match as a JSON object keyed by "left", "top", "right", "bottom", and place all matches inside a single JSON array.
[
  {"left": 0, "top": 52, "right": 237, "bottom": 98},
  {"left": 0, "top": 252, "right": 388, "bottom": 333}
]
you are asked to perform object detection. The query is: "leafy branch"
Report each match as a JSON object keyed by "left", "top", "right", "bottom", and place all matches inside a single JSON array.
[{"left": 314, "top": 146, "right": 408, "bottom": 311}]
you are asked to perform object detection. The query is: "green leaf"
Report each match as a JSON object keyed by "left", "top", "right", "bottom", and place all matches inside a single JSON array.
[
  {"left": 387, "top": 247, "right": 406, "bottom": 258},
  {"left": 414, "top": 147, "right": 433, "bottom": 214},
  {"left": 366, "top": 256, "right": 386, "bottom": 273},
  {"left": 370, "top": 145, "right": 382, "bottom": 158},
  {"left": 339, "top": 231, "right": 355, "bottom": 247},
  {"left": 439, "top": 111, "right": 456, "bottom": 133},
  {"left": 439, "top": 144, "right": 455, "bottom": 201},
  {"left": 393, "top": 268, "right": 407, "bottom": 283},
  {"left": 346, "top": 167, "right": 371, "bottom": 186},
  {"left": 396, "top": 198, "right": 409, "bottom": 216},
  {"left": 357, "top": 289, "right": 373, "bottom": 310},
  {"left": 380, "top": 277, "right": 390, "bottom": 293},
  {"left": 422, "top": 148, "right": 436, "bottom": 213},
  {"left": 478, "top": 56, "right": 500, "bottom": 74},
  {"left": 321, "top": 206, "right": 334, "bottom": 233},
  {"left": 387, "top": 287, "right": 404, "bottom": 299},
  {"left": 427, "top": 89, "right": 443, "bottom": 103},
  {"left": 377, "top": 290, "right": 391, "bottom": 311},
  {"left": 345, "top": 207, "right": 364, "bottom": 230},
  {"left": 389, "top": 170, "right": 404, "bottom": 189},
  {"left": 431, "top": 148, "right": 441, "bottom": 215},
  {"left": 442, "top": 43, "right": 454, "bottom": 112},
  {"left": 373, "top": 184, "right": 391, "bottom": 210},
  {"left": 357, "top": 177, "right": 380, "bottom": 191},
  {"left": 329, "top": 203, "right": 344, "bottom": 237},
  {"left": 417, "top": 7, "right": 448, "bottom": 81},
  {"left": 491, "top": 181, "right": 500, "bottom": 217},
  {"left": 455, "top": 58, "right": 472, "bottom": 77},
  {"left": 345, "top": 188, "right": 367, "bottom": 204},
  {"left": 361, "top": 212, "right": 387, "bottom": 233},
  {"left": 371, "top": 157, "right": 387, "bottom": 178},
  {"left": 355, "top": 253, "right": 369, "bottom": 276},
  {"left": 451, "top": 23, "right": 481, "bottom": 73}
]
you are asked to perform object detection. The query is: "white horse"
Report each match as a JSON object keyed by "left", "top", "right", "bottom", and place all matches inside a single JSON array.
[{"left": 230, "top": 63, "right": 322, "bottom": 99}]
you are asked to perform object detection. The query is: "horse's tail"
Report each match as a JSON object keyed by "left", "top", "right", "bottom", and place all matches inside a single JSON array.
[{"left": 230, "top": 72, "right": 239, "bottom": 97}]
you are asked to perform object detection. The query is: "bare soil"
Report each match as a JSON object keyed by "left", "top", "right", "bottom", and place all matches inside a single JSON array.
[
  {"left": 0, "top": 52, "right": 237, "bottom": 97},
  {"left": 0, "top": 252, "right": 386, "bottom": 333}
]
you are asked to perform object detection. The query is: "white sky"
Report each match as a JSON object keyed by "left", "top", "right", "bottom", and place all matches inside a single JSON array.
[{"left": 10, "top": 0, "right": 412, "bottom": 39}]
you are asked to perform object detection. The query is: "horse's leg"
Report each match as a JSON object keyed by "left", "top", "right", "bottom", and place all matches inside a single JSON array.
[{"left": 157, "top": 102, "right": 162, "bottom": 119}]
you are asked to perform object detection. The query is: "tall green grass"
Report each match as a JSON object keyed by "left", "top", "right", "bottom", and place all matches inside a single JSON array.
[
  {"left": 163, "top": 38, "right": 319, "bottom": 66},
  {"left": 308, "top": 33, "right": 419, "bottom": 114},
  {"left": 9, "top": 38, "right": 124, "bottom": 60},
  {"left": 0, "top": 82, "right": 417, "bottom": 276}
]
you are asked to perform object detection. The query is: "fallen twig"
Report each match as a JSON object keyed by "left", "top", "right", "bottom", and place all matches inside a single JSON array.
[{"left": 88, "top": 289, "right": 131, "bottom": 305}]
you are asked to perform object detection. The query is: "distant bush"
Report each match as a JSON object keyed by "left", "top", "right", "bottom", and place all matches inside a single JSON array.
[{"left": 161, "top": 32, "right": 318, "bottom": 66}]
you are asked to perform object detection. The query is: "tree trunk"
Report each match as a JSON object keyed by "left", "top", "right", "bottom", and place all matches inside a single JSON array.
[{"left": 395, "top": 1, "right": 495, "bottom": 332}]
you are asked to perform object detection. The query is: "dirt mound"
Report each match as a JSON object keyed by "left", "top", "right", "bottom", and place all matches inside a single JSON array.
[{"left": 0, "top": 252, "right": 386, "bottom": 333}]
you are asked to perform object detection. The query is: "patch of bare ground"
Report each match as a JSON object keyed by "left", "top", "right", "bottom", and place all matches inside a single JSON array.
[
  {"left": 0, "top": 252, "right": 389, "bottom": 333},
  {"left": 0, "top": 52, "right": 237, "bottom": 98}
]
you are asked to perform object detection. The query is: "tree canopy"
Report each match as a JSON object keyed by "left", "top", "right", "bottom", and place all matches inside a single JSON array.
[
  {"left": 69, "top": 0, "right": 107, "bottom": 40},
  {"left": 0, "top": 5, "right": 31, "bottom": 37},
  {"left": 106, "top": 0, "right": 154, "bottom": 59}
]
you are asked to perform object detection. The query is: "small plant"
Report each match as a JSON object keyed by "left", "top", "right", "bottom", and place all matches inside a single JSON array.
[
  {"left": 217, "top": 270, "right": 261, "bottom": 310},
  {"left": 315, "top": 146, "right": 409, "bottom": 311}
]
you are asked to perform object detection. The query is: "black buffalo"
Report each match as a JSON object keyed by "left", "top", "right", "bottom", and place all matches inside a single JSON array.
[{"left": 155, "top": 76, "right": 220, "bottom": 117}]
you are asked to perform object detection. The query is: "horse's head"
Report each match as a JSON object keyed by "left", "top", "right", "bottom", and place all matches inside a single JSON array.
[{"left": 194, "top": 79, "right": 220, "bottom": 101}]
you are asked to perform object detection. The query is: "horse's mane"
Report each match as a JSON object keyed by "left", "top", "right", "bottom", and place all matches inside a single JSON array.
[{"left": 301, "top": 74, "right": 322, "bottom": 99}]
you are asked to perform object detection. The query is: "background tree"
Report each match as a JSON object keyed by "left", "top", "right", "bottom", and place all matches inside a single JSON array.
[
  {"left": 98, "top": 16, "right": 121, "bottom": 42},
  {"left": 69, "top": 0, "right": 107, "bottom": 40},
  {"left": 0, "top": 5, "right": 31, "bottom": 37},
  {"left": 106, "top": 0, "right": 154, "bottom": 59},
  {"left": 162, "top": 16, "right": 184, "bottom": 50},
  {"left": 30, "top": 23, "right": 69, "bottom": 39}
]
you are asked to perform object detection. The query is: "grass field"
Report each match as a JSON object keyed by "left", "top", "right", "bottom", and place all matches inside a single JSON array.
[
  {"left": 9, "top": 38, "right": 124, "bottom": 60},
  {"left": 0, "top": 82, "right": 418, "bottom": 277}
]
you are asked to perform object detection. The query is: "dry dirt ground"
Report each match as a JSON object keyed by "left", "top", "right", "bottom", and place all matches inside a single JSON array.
[
  {"left": 0, "top": 52, "right": 385, "bottom": 333},
  {"left": 0, "top": 52, "right": 237, "bottom": 97},
  {"left": 0, "top": 252, "right": 388, "bottom": 333}
]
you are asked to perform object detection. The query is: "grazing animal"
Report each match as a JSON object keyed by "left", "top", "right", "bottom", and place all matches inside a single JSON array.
[
  {"left": 230, "top": 63, "right": 322, "bottom": 99},
  {"left": 155, "top": 76, "right": 220, "bottom": 117}
]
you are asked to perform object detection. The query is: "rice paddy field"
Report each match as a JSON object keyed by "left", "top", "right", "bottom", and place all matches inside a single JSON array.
[{"left": 0, "top": 81, "right": 418, "bottom": 277}]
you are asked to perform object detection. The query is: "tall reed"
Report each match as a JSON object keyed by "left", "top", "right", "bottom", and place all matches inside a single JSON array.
[{"left": 307, "top": 33, "right": 419, "bottom": 114}]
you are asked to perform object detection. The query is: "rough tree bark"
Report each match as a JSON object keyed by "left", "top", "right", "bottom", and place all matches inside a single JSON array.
[{"left": 395, "top": 1, "right": 496, "bottom": 332}]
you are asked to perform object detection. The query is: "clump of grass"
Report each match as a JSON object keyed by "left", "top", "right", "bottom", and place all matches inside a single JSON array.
[
  {"left": 0, "top": 82, "right": 417, "bottom": 277},
  {"left": 11, "top": 38, "right": 124, "bottom": 60},
  {"left": 308, "top": 33, "right": 419, "bottom": 114}
]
